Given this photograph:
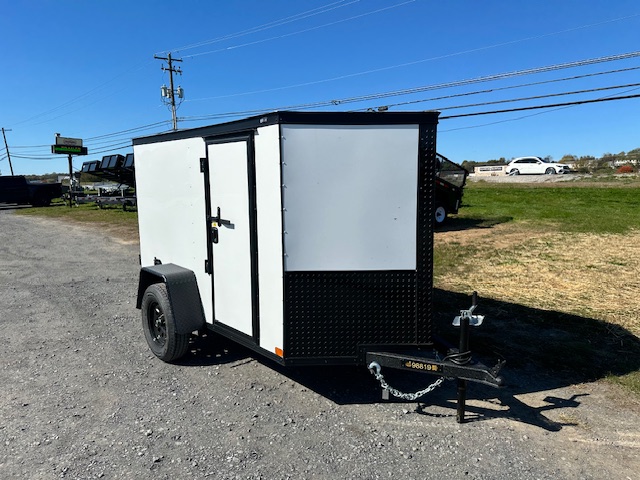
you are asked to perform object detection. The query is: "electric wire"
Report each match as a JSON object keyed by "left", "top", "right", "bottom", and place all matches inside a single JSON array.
[
  {"left": 185, "top": 51, "right": 640, "bottom": 112},
  {"left": 353, "top": 65, "right": 640, "bottom": 111},
  {"left": 182, "top": 0, "right": 416, "bottom": 59},
  {"left": 8, "top": 59, "right": 154, "bottom": 129},
  {"left": 439, "top": 93, "right": 640, "bottom": 120},
  {"left": 440, "top": 86, "right": 640, "bottom": 132},
  {"left": 432, "top": 82, "right": 640, "bottom": 113},
  {"left": 180, "top": 51, "right": 640, "bottom": 122},
  {"left": 163, "top": 0, "right": 360, "bottom": 54},
  {"left": 185, "top": 13, "right": 640, "bottom": 102}
]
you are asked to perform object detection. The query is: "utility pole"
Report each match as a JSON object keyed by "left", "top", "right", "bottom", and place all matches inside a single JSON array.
[
  {"left": 1, "top": 127, "right": 14, "bottom": 175},
  {"left": 154, "top": 53, "right": 184, "bottom": 131}
]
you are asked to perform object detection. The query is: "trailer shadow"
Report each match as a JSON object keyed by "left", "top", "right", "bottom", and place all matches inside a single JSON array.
[
  {"left": 436, "top": 215, "right": 513, "bottom": 232},
  {"left": 176, "top": 289, "right": 640, "bottom": 432}
]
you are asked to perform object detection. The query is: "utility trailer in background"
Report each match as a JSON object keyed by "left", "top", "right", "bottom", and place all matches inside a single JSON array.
[
  {"left": 132, "top": 111, "right": 503, "bottom": 422},
  {"left": 78, "top": 154, "right": 136, "bottom": 210},
  {"left": 434, "top": 153, "right": 468, "bottom": 226}
]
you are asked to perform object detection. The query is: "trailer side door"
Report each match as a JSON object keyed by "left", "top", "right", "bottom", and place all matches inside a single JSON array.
[{"left": 205, "top": 135, "right": 259, "bottom": 341}]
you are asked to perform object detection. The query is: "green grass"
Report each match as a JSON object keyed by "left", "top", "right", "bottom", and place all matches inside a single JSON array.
[
  {"left": 16, "top": 200, "right": 139, "bottom": 229},
  {"left": 459, "top": 181, "right": 640, "bottom": 234},
  {"left": 437, "top": 180, "right": 640, "bottom": 396}
]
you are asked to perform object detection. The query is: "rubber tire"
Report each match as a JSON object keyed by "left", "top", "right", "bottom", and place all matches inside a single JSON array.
[
  {"left": 434, "top": 204, "right": 447, "bottom": 226},
  {"left": 141, "top": 283, "right": 190, "bottom": 362},
  {"left": 545, "top": 167, "right": 556, "bottom": 175},
  {"left": 509, "top": 169, "right": 520, "bottom": 175}
]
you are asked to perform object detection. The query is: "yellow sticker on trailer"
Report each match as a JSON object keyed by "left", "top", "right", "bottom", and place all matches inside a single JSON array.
[{"left": 403, "top": 360, "right": 442, "bottom": 372}]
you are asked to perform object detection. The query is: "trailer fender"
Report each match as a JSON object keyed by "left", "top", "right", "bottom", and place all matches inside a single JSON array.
[{"left": 136, "top": 263, "right": 205, "bottom": 335}]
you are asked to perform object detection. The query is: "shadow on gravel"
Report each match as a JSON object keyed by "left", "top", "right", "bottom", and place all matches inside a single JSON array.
[
  {"left": 173, "top": 289, "right": 640, "bottom": 432},
  {"left": 0, "top": 203, "right": 33, "bottom": 211}
]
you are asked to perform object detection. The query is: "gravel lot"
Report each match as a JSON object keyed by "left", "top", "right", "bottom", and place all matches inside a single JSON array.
[{"left": 1, "top": 209, "right": 638, "bottom": 479}]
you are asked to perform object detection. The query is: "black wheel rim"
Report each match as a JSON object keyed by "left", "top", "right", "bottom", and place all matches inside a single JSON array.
[{"left": 147, "top": 301, "right": 167, "bottom": 347}]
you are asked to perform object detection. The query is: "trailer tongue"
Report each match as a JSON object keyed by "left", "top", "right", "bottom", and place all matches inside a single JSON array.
[
  {"left": 132, "top": 111, "right": 504, "bottom": 423},
  {"left": 367, "top": 292, "right": 504, "bottom": 423}
]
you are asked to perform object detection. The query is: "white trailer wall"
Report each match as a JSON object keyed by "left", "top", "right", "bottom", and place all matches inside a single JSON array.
[
  {"left": 134, "top": 137, "right": 213, "bottom": 324},
  {"left": 280, "top": 124, "right": 419, "bottom": 272},
  {"left": 254, "top": 124, "right": 285, "bottom": 354}
]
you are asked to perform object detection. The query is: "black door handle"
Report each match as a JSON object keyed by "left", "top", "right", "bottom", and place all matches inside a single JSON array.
[{"left": 211, "top": 206, "right": 232, "bottom": 227}]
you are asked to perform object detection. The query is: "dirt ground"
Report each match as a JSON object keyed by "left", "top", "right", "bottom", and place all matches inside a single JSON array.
[{"left": 1, "top": 209, "right": 639, "bottom": 479}]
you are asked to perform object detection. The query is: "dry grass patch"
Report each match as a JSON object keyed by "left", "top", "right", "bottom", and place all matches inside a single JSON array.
[{"left": 436, "top": 224, "right": 640, "bottom": 337}]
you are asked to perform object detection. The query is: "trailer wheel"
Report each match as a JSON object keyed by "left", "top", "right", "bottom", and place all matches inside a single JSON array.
[
  {"left": 434, "top": 204, "right": 447, "bottom": 226},
  {"left": 141, "top": 283, "right": 190, "bottom": 362}
]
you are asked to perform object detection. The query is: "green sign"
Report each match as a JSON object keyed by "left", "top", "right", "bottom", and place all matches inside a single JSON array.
[{"left": 51, "top": 145, "right": 88, "bottom": 155}]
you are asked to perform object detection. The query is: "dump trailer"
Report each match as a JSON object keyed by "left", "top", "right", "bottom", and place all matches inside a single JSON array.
[
  {"left": 132, "top": 111, "right": 503, "bottom": 422},
  {"left": 434, "top": 153, "right": 468, "bottom": 225},
  {"left": 0, "top": 175, "right": 62, "bottom": 206}
]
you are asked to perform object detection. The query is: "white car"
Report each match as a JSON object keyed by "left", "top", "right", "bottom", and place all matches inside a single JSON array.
[{"left": 506, "top": 157, "right": 570, "bottom": 175}]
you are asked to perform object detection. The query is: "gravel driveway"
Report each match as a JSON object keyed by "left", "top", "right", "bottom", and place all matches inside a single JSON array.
[{"left": 1, "top": 209, "right": 638, "bottom": 479}]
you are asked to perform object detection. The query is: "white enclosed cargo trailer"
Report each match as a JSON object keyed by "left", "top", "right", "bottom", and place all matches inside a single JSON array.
[{"left": 133, "top": 111, "right": 503, "bottom": 422}]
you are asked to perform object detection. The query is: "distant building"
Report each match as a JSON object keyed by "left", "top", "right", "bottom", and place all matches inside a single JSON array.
[{"left": 473, "top": 165, "right": 507, "bottom": 176}]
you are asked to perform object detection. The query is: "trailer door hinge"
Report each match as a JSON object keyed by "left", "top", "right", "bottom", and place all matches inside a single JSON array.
[{"left": 200, "top": 157, "right": 207, "bottom": 173}]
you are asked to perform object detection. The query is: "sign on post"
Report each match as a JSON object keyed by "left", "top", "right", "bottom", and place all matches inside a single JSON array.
[
  {"left": 55, "top": 136, "right": 83, "bottom": 147},
  {"left": 51, "top": 135, "right": 88, "bottom": 207},
  {"left": 51, "top": 145, "right": 88, "bottom": 155},
  {"left": 51, "top": 137, "right": 87, "bottom": 155}
]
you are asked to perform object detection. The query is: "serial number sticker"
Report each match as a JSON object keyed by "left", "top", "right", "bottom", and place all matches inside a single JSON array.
[{"left": 403, "top": 360, "right": 442, "bottom": 372}]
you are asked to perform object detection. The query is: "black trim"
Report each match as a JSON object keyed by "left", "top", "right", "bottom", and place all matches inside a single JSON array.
[
  {"left": 416, "top": 123, "right": 438, "bottom": 344},
  {"left": 133, "top": 111, "right": 440, "bottom": 146},
  {"left": 201, "top": 156, "right": 214, "bottom": 277},
  {"left": 208, "top": 322, "right": 284, "bottom": 366},
  {"left": 245, "top": 134, "right": 261, "bottom": 345}
]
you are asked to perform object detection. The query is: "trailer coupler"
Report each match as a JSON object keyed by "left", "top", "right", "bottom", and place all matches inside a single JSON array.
[{"left": 366, "top": 292, "right": 505, "bottom": 423}]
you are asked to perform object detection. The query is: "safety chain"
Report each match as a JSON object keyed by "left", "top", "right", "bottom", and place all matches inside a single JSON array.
[{"left": 368, "top": 362, "right": 445, "bottom": 401}]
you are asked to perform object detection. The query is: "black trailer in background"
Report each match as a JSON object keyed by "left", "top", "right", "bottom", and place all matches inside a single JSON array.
[{"left": 435, "top": 153, "right": 468, "bottom": 225}]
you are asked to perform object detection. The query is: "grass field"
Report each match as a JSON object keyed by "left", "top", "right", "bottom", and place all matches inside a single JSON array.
[{"left": 434, "top": 177, "right": 640, "bottom": 395}]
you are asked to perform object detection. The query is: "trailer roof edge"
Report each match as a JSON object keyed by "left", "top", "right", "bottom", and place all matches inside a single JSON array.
[{"left": 132, "top": 110, "right": 440, "bottom": 146}]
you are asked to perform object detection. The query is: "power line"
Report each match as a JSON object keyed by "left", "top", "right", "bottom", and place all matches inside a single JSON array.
[
  {"left": 433, "top": 82, "right": 640, "bottom": 113},
  {"left": 180, "top": 51, "right": 640, "bottom": 122},
  {"left": 355, "top": 65, "right": 640, "bottom": 111},
  {"left": 185, "top": 13, "right": 640, "bottom": 102},
  {"left": 440, "top": 86, "right": 640, "bottom": 132},
  {"left": 164, "top": 0, "right": 360, "bottom": 54},
  {"left": 84, "top": 121, "right": 172, "bottom": 141},
  {"left": 9, "top": 60, "right": 154, "bottom": 129},
  {"left": 182, "top": 0, "right": 416, "bottom": 59},
  {"left": 439, "top": 93, "right": 640, "bottom": 120}
]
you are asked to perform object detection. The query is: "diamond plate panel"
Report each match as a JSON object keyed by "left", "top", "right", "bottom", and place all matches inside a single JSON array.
[{"left": 284, "top": 271, "right": 418, "bottom": 359}]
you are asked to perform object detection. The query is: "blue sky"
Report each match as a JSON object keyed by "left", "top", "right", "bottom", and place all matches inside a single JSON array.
[{"left": 1, "top": 0, "right": 639, "bottom": 175}]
